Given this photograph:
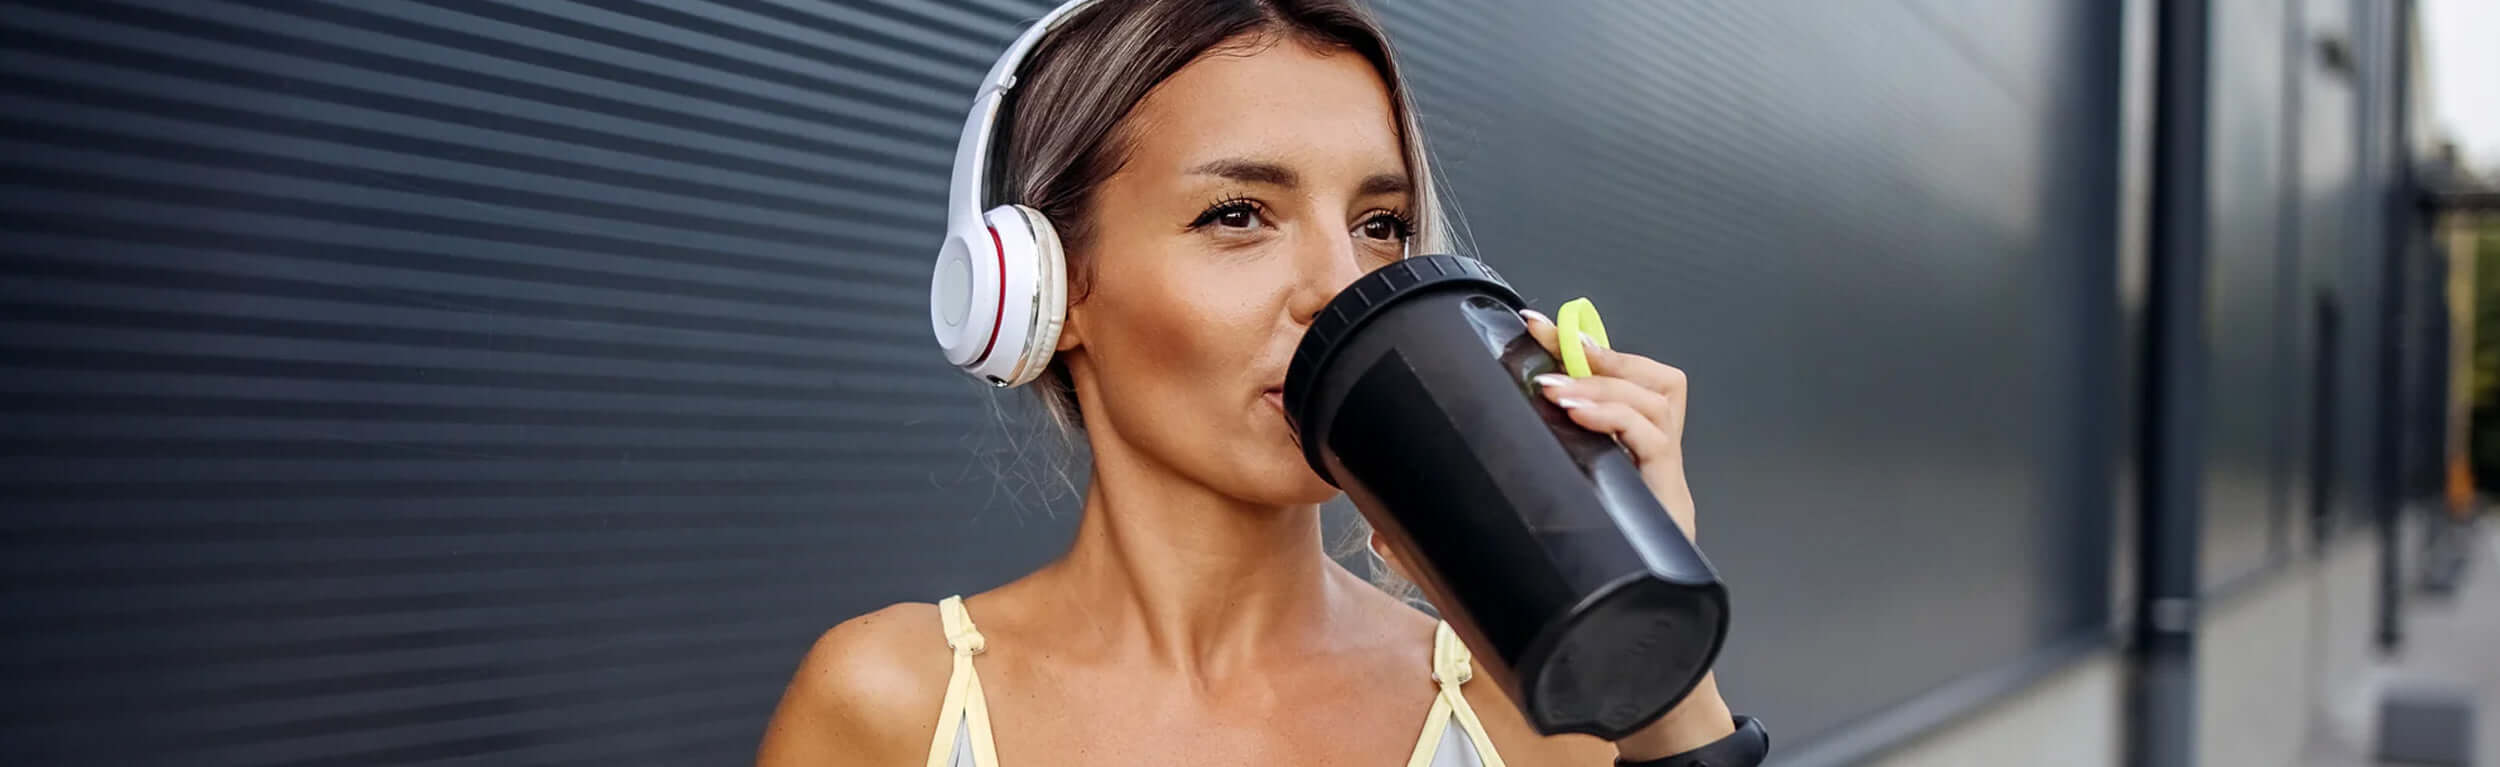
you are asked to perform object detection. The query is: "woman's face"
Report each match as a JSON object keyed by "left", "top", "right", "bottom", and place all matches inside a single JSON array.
[{"left": 1059, "top": 34, "right": 1414, "bottom": 507}]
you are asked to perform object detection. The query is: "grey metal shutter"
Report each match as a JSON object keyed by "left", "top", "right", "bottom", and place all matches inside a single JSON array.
[
  {"left": 3, "top": 2, "right": 1079, "bottom": 764},
  {"left": 1370, "top": 0, "right": 2125, "bottom": 749},
  {"left": 7, "top": 0, "right": 2144, "bottom": 763},
  {"left": 2200, "top": 0, "right": 2298, "bottom": 591}
]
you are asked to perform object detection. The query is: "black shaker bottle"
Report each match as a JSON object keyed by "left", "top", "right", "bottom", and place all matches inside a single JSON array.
[{"left": 1281, "top": 254, "right": 1730, "bottom": 740}]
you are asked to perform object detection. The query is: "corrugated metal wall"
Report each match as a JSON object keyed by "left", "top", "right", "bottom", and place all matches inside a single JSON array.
[
  {"left": 1, "top": 1, "right": 1080, "bottom": 764},
  {"left": 0, "top": 0, "right": 2396, "bottom": 764},
  {"left": 2299, "top": 0, "right": 2366, "bottom": 546},
  {"left": 2193, "top": 0, "right": 2400, "bottom": 593},
  {"left": 2202, "top": 0, "right": 2298, "bottom": 590},
  {"left": 1351, "top": 0, "right": 2127, "bottom": 749},
  {"left": 2326, "top": 0, "right": 2396, "bottom": 542}
]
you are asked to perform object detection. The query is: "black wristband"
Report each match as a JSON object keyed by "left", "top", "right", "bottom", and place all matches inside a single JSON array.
[{"left": 1615, "top": 715, "right": 1769, "bottom": 767}]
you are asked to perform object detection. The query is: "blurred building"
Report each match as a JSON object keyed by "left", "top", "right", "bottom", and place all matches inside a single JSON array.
[{"left": 0, "top": 1, "right": 2457, "bottom": 765}]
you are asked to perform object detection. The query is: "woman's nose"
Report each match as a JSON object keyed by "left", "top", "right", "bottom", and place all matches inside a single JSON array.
[{"left": 1287, "top": 232, "right": 1370, "bottom": 325}]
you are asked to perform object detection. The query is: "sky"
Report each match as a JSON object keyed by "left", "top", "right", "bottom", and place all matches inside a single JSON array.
[{"left": 2421, "top": 0, "right": 2500, "bottom": 172}]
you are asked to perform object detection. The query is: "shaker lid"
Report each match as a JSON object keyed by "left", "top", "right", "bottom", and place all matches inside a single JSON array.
[{"left": 1282, "top": 254, "right": 1523, "bottom": 481}]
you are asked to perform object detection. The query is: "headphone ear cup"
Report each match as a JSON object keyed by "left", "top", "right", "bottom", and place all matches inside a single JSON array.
[
  {"left": 932, "top": 229, "right": 1002, "bottom": 364},
  {"left": 977, "top": 205, "right": 1069, "bottom": 387},
  {"left": 1010, "top": 205, "right": 1069, "bottom": 384}
]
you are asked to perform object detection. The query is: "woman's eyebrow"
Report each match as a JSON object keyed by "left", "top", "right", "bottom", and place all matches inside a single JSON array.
[
  {"left": 1356, "top": 172, "right": 1410, "bottom": 197},
  {"left": 1187, "top": 158, "right": 1411, "bottom": 199},
  {"left": 1189, "top": 158, "right": 1299, "bottom": 188}
]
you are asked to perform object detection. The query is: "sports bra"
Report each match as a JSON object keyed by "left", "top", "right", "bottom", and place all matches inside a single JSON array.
[{"left": 925, "top": 595, "right": 1507, "bottom": 767}]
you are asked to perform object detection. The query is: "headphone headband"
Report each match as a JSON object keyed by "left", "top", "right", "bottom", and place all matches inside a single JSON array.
[
  {"left": 931, "top": 0, "right": 1102, "bottom": 384},
  {"left": 946, "top": 0, "right": 1112, "bottom": 236}
]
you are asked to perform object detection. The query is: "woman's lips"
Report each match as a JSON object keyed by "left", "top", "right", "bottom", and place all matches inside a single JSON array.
[{"left": 1262, "top": 388, "right": 1285, "bottom": 412}]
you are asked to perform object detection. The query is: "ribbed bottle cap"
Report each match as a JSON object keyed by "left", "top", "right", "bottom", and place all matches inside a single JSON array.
[{"left": 1282, "top": 254, "right": 1523, "bottom": 483}]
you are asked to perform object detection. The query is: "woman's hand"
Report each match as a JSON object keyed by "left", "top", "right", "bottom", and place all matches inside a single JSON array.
[
  {"left": 1517, "top": 308, "right": 1696, "bottom": 541},
  {"left": 1518, "top": 308, "right": 1736, "bottom": 761}
]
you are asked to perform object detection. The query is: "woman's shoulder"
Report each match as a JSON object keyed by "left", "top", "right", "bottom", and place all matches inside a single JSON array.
[
  {"left": 757, "top": 602, "right": 951, "bottom": 766},
  {"left": 802, "top": 601, "right": 953, "bottom": 708}
]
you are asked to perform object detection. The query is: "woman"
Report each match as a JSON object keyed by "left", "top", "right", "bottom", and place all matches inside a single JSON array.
[{"left": 759, "top": 0, "right": 1754, "bottom": 764}]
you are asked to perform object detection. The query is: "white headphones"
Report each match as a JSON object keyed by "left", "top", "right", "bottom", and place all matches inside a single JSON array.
[{"left": 930, "top": 0, "right": 1108, "bottom": 387}]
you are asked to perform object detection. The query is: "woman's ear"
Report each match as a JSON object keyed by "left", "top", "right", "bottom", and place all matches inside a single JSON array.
[
  {"left": 1054, "top": 309, "right": 1082, "bottom": 352},
  {"left": 1054, "top": 290, "right": 1084, "bottom": 353}
]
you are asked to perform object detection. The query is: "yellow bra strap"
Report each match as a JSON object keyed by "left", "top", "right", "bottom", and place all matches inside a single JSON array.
[
  {"left": 925, "top": 596, "right": 1001, "bottom": 767},
  {"left": 1407, "top": 621, "right": 1508, "bottom": 767}
]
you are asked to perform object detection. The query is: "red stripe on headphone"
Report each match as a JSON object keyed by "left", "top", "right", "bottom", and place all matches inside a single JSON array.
[{"left": 971, "top": 225, "right": 1008, "bottom": 370}]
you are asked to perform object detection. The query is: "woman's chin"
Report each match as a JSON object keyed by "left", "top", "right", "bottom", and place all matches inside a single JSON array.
[
  {"left": 1274, "top": 465, "right": 1344, "bottom": 506},
  {"left": 1234, "top": 450, "right": 1343, "bottom": 506},
  {"left": 1279, "top": 480, "right": 1341, "bottom": 506}
]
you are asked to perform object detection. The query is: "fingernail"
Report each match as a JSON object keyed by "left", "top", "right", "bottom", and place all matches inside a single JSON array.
[
  {"left": 1519, "top": 308, "right": 1551, "bottom": 326},
  {"left": 1555, "top": 397, "right": 1591, "bottom": 410},
  {"left": 1579, "top": 332, "right": 1603, "bottom": 352},
  {"left": 1533, "top": 373, "right": 1573, "bottom": 390}
]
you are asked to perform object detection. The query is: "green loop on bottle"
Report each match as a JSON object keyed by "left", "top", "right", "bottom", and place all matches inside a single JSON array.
[{"left": 1556, "top": 297, "right": 1608, "bottom": 378}]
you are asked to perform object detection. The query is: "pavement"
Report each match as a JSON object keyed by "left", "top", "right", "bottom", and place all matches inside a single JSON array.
[{"left": 2301, "top": 520, "right": 2499, "bottom": 766}]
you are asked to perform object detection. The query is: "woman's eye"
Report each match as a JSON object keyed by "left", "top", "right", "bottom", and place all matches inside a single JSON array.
[
  {"left": 1191, "top": 199, "right": 1266, "bottom": 231},
  {"left": 1357, "top": 213, "right": 1412, "bottom": 241}
]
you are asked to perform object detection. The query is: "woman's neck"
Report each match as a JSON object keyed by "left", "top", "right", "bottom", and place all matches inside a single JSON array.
[{"left": 1034, "top": 439, "right": 1359, "bottom": 679}]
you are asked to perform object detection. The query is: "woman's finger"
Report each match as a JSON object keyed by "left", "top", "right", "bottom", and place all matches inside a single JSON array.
[
  {"left": 1520, "top": 308, "right": 1564, "bottom": 358},
  {"left": 1535, "top": 372, "right": 1678, "bottom": 436},
  {"left": 1577, "top": 334, "right": 1689, "bottom": 400},
  {"left": 1549, "top": 395, "right": 1677, "bottom": 465},
  {"left": 1521, "top": 309, "right": 1688, "bottom": 401}
]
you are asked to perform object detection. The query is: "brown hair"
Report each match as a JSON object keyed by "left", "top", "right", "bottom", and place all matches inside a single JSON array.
[{"left": 994, "top": 0, "right": 1455, "bottom": 437}]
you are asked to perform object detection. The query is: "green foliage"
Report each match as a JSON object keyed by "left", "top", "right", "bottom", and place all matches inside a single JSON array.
[{"left": 2468, "top": 220, "right": 2500, "bottom": 490}]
